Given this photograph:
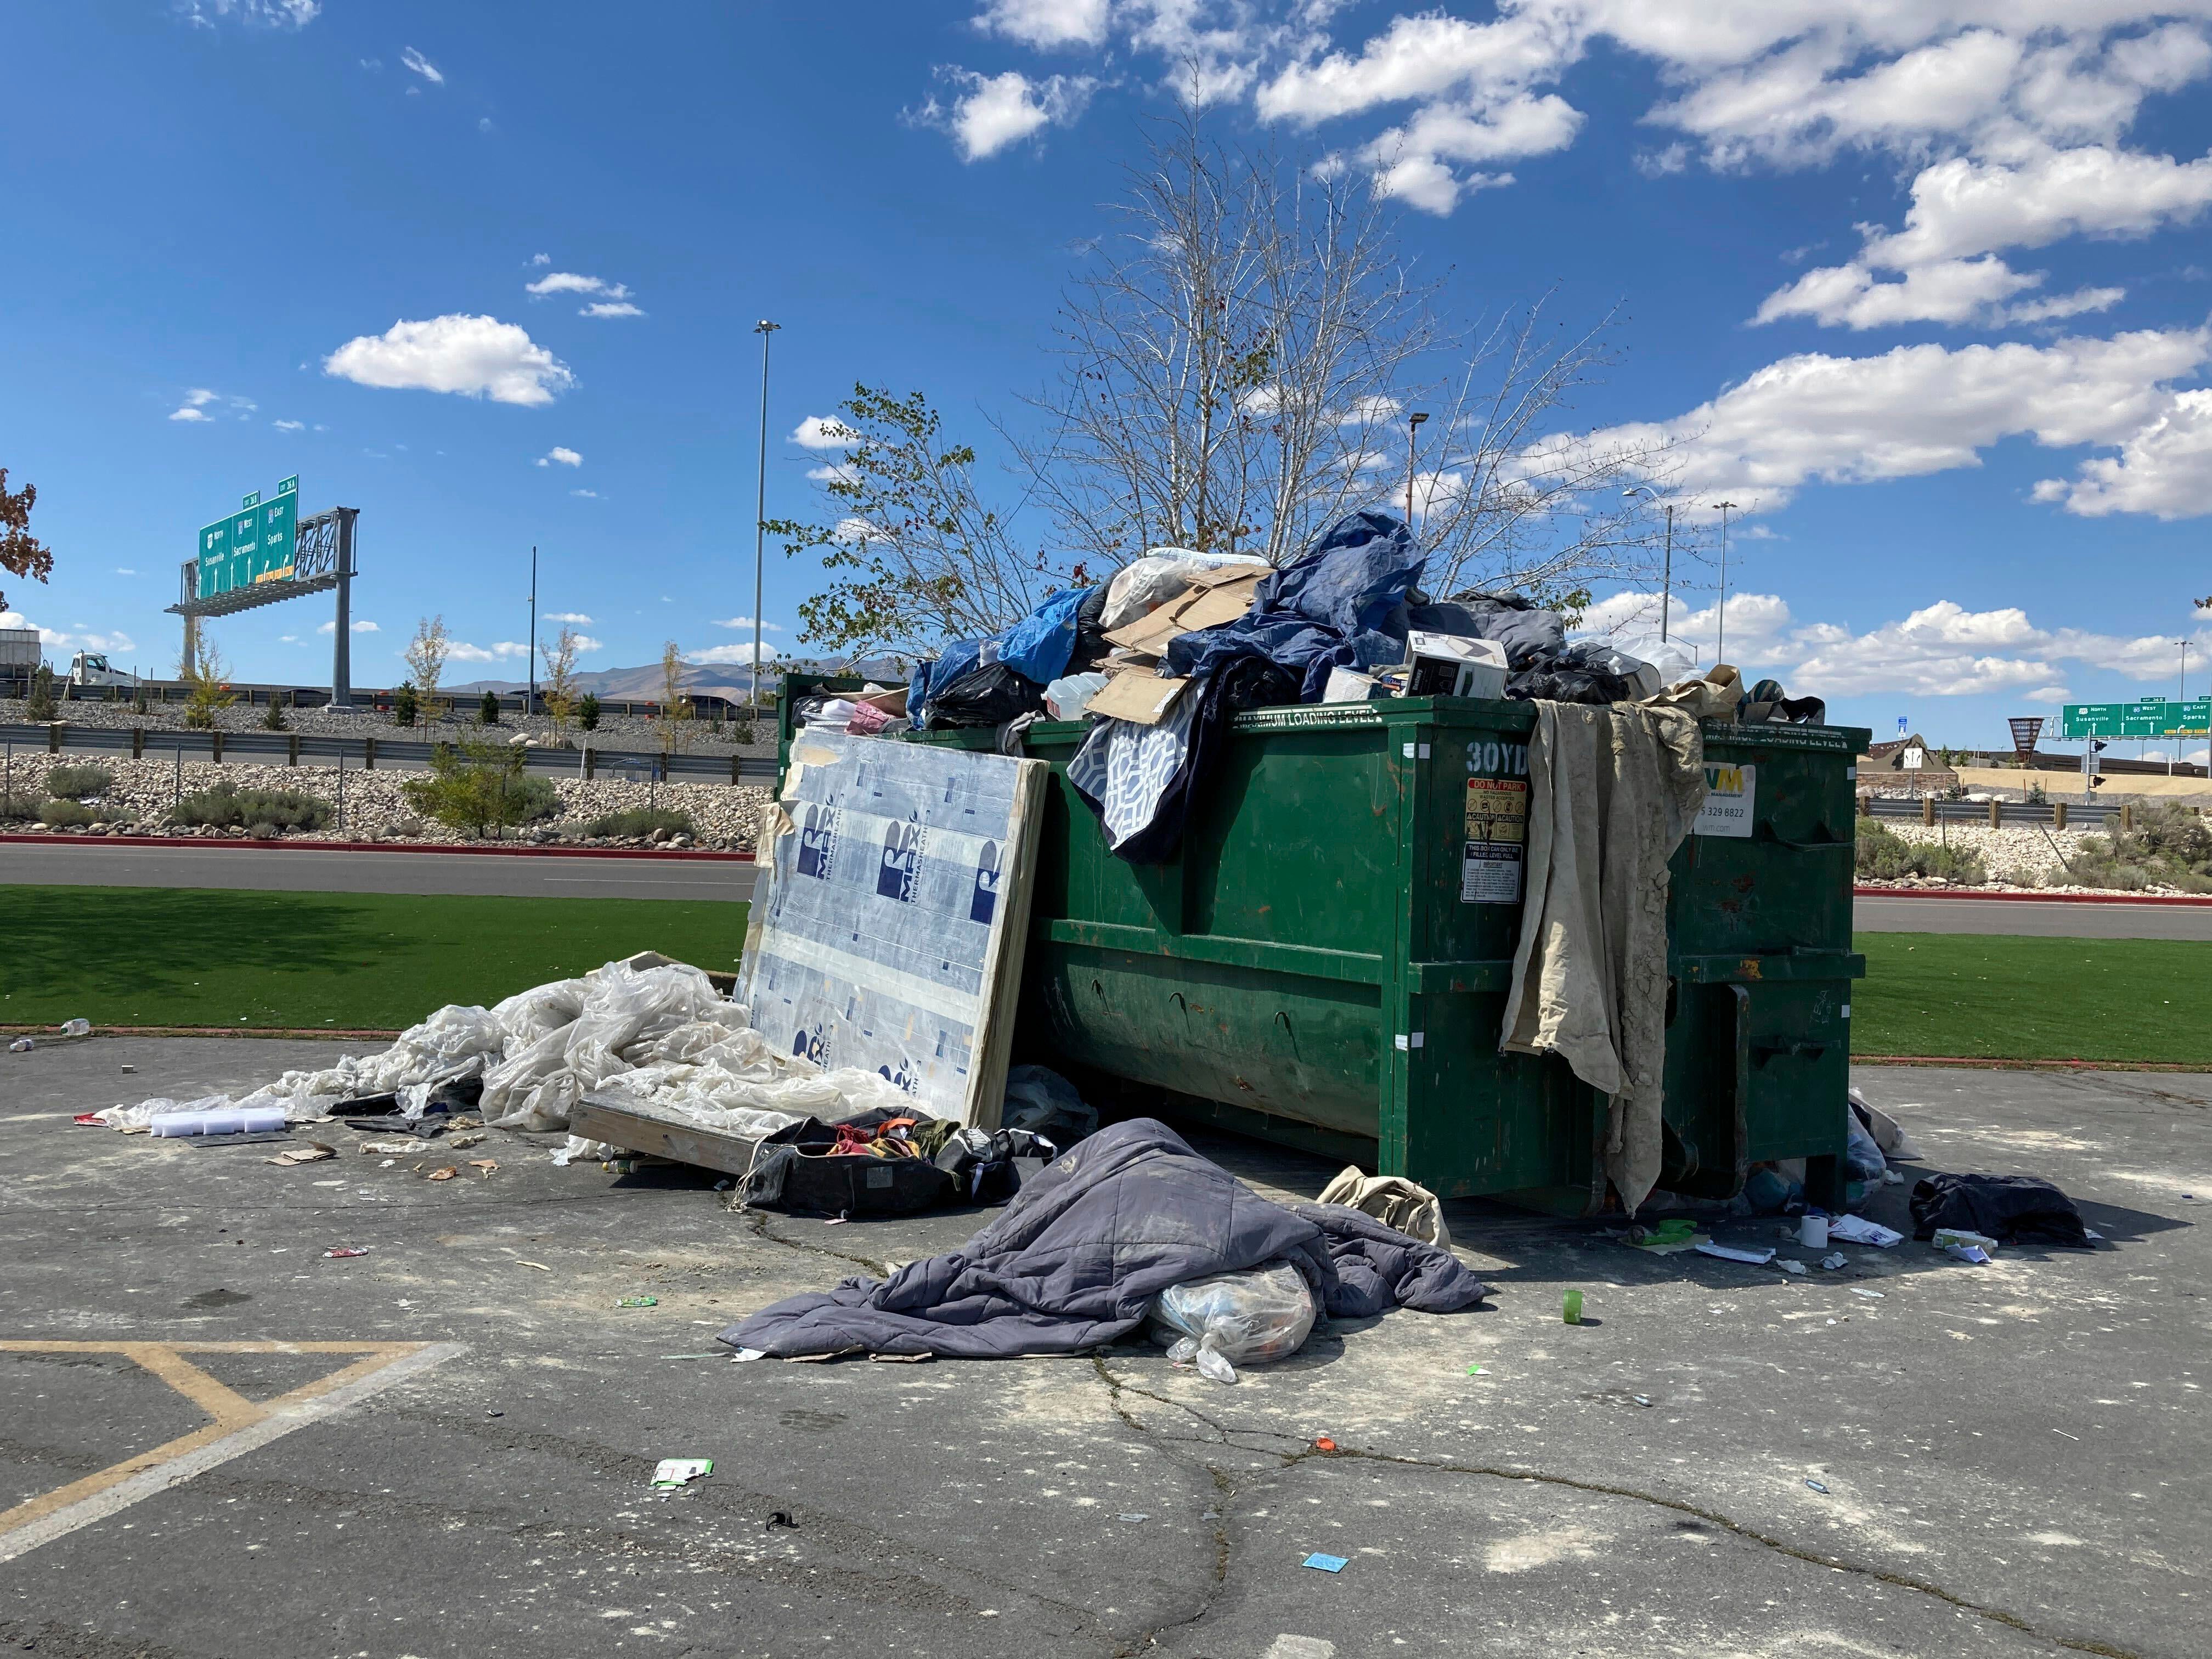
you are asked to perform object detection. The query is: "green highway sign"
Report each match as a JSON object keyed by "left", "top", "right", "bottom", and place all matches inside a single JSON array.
[
  {"left": 196, "top": 479, "right": 300, "bottom": 600},
  {"left": 2059, "top": 698, "right": 2211, "bottom": 739}
]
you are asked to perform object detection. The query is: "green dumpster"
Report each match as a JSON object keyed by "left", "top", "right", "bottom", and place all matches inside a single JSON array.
[{"left": 779, "top": 678, "right": 1867, "bottom": 1212}]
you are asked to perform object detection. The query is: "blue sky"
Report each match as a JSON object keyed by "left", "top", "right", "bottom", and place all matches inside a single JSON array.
[{"left": 5, "top": 1, "right": 2212, "bottom": 752}]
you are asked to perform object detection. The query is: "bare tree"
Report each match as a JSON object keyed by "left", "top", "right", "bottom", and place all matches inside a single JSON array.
[
  {"left": 540, "top": 625, "right": 580, "bottom": 740},
  {"left": 1019, "top": 95, "right": 1673, "bottom": 598},
  {"left": 403, "top": 615, "right": 450, "bottom": 725}
]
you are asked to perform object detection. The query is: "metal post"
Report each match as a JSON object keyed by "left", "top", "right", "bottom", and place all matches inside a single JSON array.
[
  {"left": 173, "top": 742, "right": 182, "bottom": 814},
  {"left": 528, "top": 544, "right": 538, "bottom": 723},
  {"left": 752, "top": 319, "right": 781, "bottom": 720},
  {"left": 1713, "top": 500, "right": 1740, "bottom": 664},
  {"left": 330, "top": 507, "right": 357, "bottom": 711},
  {"left": 1660, "top": 504, "right": 1674, "bottom": 644},
  {"left": 1405, "top": 410, "right": 1429, "bottom": 531},
  {"left": 336, "top": 753, "right": 345, "bottom": 838}
]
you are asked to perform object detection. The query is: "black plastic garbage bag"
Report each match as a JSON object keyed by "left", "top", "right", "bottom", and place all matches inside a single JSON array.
[
  {"left": 1909, "top": 1172, "right": 2092, "bottom": 1247},
  {"left": 918, "top": 662, "right": 1047, "bottom": 729}
]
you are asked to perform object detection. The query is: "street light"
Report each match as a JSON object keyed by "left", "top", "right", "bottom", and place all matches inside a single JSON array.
[
  {"left": 1620, "top": 486, "right": 1674, "bottom": 644},
  {"left": 1712, "top": 500, "right": 1741, "bottom": 665},
  {"left": 527, "top": 544, "right": 537, "bottom": 721},
  {"left": 752, "top": 320, "right": 781, "bottom": 720},
  {"left": 1405, "top": 410, "right": 1429, "bottom": 531}
]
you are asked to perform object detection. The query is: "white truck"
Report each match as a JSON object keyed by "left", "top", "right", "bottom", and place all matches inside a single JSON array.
[{"left": 65, "top": 651, "right": 138, "bottom": 691}]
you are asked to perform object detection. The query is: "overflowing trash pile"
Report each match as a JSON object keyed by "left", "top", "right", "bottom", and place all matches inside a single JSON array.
[{"left": 789, "top": 508, "right": 1821, "bottom": 866}]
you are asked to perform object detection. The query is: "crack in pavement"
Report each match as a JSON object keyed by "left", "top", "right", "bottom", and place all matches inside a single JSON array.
[{"left": 1086, "top": 1354, "right": 2142, "bottom": 1659}]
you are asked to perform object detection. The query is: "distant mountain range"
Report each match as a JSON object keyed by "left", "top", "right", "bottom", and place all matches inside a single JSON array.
[{"left": 449, "top": 656, "right": 907, "bottom": 703}]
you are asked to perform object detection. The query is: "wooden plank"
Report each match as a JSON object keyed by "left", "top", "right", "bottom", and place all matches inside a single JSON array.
[
  {"left": 964, "top": 756, "right": 1047, "bottom": 1131},
  {"left": 568, "top": 1097, "right": 765, "bottom": 1177}
]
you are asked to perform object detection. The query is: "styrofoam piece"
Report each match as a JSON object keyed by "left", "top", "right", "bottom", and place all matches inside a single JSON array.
[{"left": 148, "top": 1105, "right": 290, "bottom": 1138}]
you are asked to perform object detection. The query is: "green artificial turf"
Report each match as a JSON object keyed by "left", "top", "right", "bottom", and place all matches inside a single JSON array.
[
  {"left": 0, "top": 886, "right": 748, "bottom": 1032},
  {"left": 1854, "top": 931, "right": 2212, "bottom": 1064}
]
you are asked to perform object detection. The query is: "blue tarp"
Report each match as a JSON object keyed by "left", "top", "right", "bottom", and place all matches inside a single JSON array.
[
  {"left": 911, "top": 588, "right": 1087, "bottom": 718},
  {"left": 1162, "top": 510, "right": 1425, "bottom": 701}
]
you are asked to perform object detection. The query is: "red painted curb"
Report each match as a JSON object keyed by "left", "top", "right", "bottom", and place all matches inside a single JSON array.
[
  {"left": 1855, "top": 885, "right": 2212, "bottom": 907},
  {"left": 0, "top": 832, "right": 754, "bottom": 862}
]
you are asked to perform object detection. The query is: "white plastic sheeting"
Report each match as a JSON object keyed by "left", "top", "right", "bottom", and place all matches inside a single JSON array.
[
  {"left": 98, "top": 955, "right": 917, "bottom": 1145},
  {"left": 1099, "top": 549, "right": 1267, "bottom": 633}
]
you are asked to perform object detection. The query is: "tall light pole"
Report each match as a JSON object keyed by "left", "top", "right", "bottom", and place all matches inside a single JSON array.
[
  {"left": 1713, "top": 500, "right": 1741, "bottom": 665},
  {"left": 752, "top": 320, "right": 781, "bottom": 719},
  {"left": 1621, "top": 486, "right": 1674, "bottom": 644},
  {"left": 527, "top": 544, "right": 538, "bottom": 720},
  {"left": 1405, "top": 409, "right": 1429, "bottom": 531}
]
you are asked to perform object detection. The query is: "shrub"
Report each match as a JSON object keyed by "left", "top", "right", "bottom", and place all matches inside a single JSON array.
[
  {"left": 1854, "top": 817, "right": 1986, "bottom": 884},
  {"left": 132, "top": 684, "right": 151, "bottom": 716},
  {"left": 25, "top": 665, "right": 58, "bottom": 722},
  {"left": 731, "top": 721, "right": 755, "bottom": 747},
  {"left": 1, "top": 791, "right": 42, "bottom": 821},
  {"left": 582, "top": 807, "right": 695, "bottom": 839},
  {"left": 44, "top": 764, "right": 114, "bottom": 800},
  {"left": 479, "top": 690, "right": 501, "bottom": 726},
  {"left": 2069, "top": 804, "right": 2212, "bottom": 891},
  {"left": 578, "top": 693, "right": 601, "bottom": 732},
  {"left": 400, "top": 740, "right": 559, "bottom": 839},
  {"left": 37, "top": 799, "right": 95, "bottom": 828},
  {"left": 392, "top": 684, "right": 420, "bottom": 727},
  {"left": 261, "top": 697, "right": 288, "bottom": 731},
  {"left": 170, "top": 781, "right": 333, "bottom": 833}
]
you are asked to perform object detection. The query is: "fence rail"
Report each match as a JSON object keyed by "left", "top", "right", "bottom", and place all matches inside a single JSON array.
[
  {"left": 1859, "top": 794, "right": 2197, "bottom": 827},
  {"left": 0, "top": 723, "right": 776, "bottom": 785}
]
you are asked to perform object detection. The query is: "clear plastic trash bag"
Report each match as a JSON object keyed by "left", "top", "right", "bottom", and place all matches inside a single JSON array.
[{"left": 1149, "top": 1260, "right": 1317, "bottom": 1384}]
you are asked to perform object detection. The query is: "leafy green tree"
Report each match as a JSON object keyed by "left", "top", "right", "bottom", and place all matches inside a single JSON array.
[
  {"left": 578, "top": 693, "right": 601, "bottom": 732},
  {"left": 1, "top": 467, "right": 54, "bottom": 614},
  {"left": 392, "top": 683, "right": 420, "bottom": 727},
  {"left": 479, "top": 690, "right": 501, "bottom": 726},
  {"left": 402, "top": 740, "right": 558, "bottom": 840}
]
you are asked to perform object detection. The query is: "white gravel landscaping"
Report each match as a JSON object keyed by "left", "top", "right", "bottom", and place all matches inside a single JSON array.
[{"left": 0, "top": 755, "right": 769, "bottom": 850}]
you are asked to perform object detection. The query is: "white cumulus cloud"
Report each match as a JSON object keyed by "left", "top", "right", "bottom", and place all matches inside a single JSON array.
[
  {"left": 315, "top": 618, "right": 380, "bottom": 634},
  {"left": 688, "top": 642, "right": 786, "bottom": 665},
  {"left": 975, "top": 0, "right": 1108, "bottom": 49},
  {"left": 712, "top": 616, "right": 785, "bottom": 631},
  {"left": 536, "top": 447, "right": 583, "bottom": 468},
  {"left": 323, "top": 315, "right": 575, "bottom": 407},
  {"left": 400, "top": 46, "right": 442, "bottom": 84},
  {"left": 916, "top": 69, "right": 1096, "bottom": 161},
  {"left": 526, "top": 271, "right": 629, "bottom": 297},
  {"left": 579, "top": 301, "right": 645, "bottom": 318},
  {"left": 791, "top": 415, "right": 856, "bottom": 449}
]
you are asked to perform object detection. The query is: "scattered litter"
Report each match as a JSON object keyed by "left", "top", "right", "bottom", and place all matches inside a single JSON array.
[
  {"left": 1804, "top": 1479, "right": 1830, "bottom": 1494},
  {"left": 618, "top": 1295, "right": 659, "bottom": 1308},
  {"left": 1850, "top": 1287, "right": 1885, "bottom": 1300},
  {"left": 1827, "top": 1216, "right": 1904, "bottom": 1248},
  {"left": 8, "top": 1037, "right": 34, "bottom": 1053},
  {"left": 1116, "top": 1513, "right": 1149, "bottom": 1523},
  {"left": 1944, "top": 1244, "right": 1993, "bottom": 1265},
  {"left": 380, "top": 1159, "right": 395, "bottom": 1168},
  {"left": 1798, "top": 1211, "right": 1830, "bottom": 1249},
  {"left": 1819, "top": 1253, "right": 1847, "bottom": 1272},
  {"left": 660, "top": 1352, "right": 726, "bottom": 1361},
  {"left": 1466, "top": 1365, "right": 1490, "bottom": 1377},
  {"left": 448, "top": 1131, "right": 488, "bottom": 1150},
  {"left": 650, "top": 1458, "right": 713, "bottom": 1489},
  {"left": 311, "top": 1178, "right": 346, "bottom": 1187},
  {"left": 518, "top": 1259, "right": 551, "bottom": 1271},
  {"left": 731, "top": 1347, "right": 768, "bottom": 1362},
  {"left": 358, "top": 1139, "right": 421, "bottom": 1155},
  {"left": 1931, "top": 1227, "right": 2000, "bottom": 1254},
  {"left": 868, "top": 1352, "right": 933, "bottom": 1364},
  {"left": 468, "top": 1159, "right": 499, "bottom": 1176},
  {"left": 1774, "top": 1259, "right": 1809, "bottom": 1277},
  {"left": 1302, "top": 1553, "right": 1350, "bottom": 1573},
  {"left": 1696, "top": 1243, "right": 1775, "bottom": 1266},
  {"left": 1312, "top": 1437, "right": 1339, "bottom": 1454},
  {"left": 765, "top": 1510, "right": 798, "bottom": 1529},
  {"left": 2053, "top": 1429, "right": 2081, "bottom": 1441},
  {"left": 60, "top": 1019, "right": 91, "bottom": 1037},
  {"left": 1562, "top": 1289, "right": 1584, "bottom": 1323},
  {"left": 424, "top": 1166, "right": 459, "bottom": 1182},
  {"left": 149, "top": 1105, "right": 288, "bottom": 1139},
  {"left": 120, "top": 1064, "right": 137, "bottom": 1074},
  {"left": 264, "top": 1143, "right": 337, "bottom": 1167},
  {"left": 2084, "top": 1228, "right": 2104, "bottom": 1244},
  {"left": 1627, "top": 1218, "right": 1706, "bottom": 1255},
  {"left": 323, "top": 1246, "right": 370, "bottom": 1259},
  {"left": 1883, "top": 1170, "right": 1905, "bottom": 1185},
  {"left": 1632, "top": 1395, "right": 1653, "bottom": 1407},
  {"left": 72, "top": 1113, "right": 105, "bottom": 1126}
]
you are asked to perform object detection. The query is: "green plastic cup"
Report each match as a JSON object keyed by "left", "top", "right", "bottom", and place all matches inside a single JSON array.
[{"left": 1562, "top": 1289, "right": 1583, "bottom": 1324}]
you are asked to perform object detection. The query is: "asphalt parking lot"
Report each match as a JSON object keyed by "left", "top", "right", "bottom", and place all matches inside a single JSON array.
[{"left": 1, "top": 1036, "right": 2205, "bottom": 1658}]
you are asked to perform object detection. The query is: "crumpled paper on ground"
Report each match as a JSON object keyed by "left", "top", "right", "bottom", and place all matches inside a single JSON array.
[{"left": 99, "top": 955, "right": 916, "bottom": 1148}]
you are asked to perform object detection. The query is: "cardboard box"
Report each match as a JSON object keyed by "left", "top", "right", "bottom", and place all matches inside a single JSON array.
[
  {"left": 1085, "top": 671, "right": 1191, "bottom": 725},
  {"left": 1102, "top": 566, "right": 1268, "bottom": 656}
]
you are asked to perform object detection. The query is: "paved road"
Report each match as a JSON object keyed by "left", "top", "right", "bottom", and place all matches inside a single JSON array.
[
  {"left": 0, "top": 842, "right": 757, "bottom": 901},
  {"left": 0, "top": 1041, "right": 2200, "bottom": 1657},
  {"left": 1856, "top": 894, "right": 2212, "bottom": 939}
]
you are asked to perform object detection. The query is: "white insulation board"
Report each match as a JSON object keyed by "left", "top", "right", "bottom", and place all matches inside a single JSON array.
[{"left": 738, "top": 731, "right": 1047, "bottom": 1128}]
